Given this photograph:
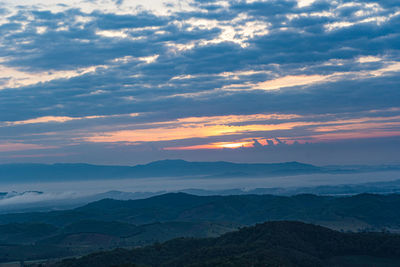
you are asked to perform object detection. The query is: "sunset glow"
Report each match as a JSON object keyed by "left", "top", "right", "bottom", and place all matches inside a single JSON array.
[
  {"left": 0, "top": 0, "right": 398, "bottom": 164},
  {"left": 2, "top": 1, "right": 400, "bottom": 262},
  {"left": 165, "top": 141, "right": 255, "bottom": 150},
  {"left": 81, "top": 114, "right": 400, "bottom": 147}
]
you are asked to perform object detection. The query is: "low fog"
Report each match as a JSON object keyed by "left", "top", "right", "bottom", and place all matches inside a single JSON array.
[{"left": 1, "top": 170, "right": 400, "bottom": 212}]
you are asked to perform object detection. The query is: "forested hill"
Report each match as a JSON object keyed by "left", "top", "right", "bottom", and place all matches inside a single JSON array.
[
  {"left": 2, "top": 192, "right": 400, "bottom": 231},
  {"left": 2, "top": 193, "right": 400, "bottom": 263},
  {"left": 52, "top": 221, "right": 400, "bottom": 267}
]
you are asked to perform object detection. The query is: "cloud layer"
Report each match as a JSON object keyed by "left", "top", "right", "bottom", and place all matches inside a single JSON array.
[{"left": 0, "top": 0, "right": 399, "bottom": 164}]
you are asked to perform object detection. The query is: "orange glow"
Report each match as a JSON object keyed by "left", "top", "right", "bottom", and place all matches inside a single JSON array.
[
  {"left": 219, "top": 142, "right": 252, "bottom": 148},
  {"left": 314, "top": 121, "right": 400, "bottom": 132},
  {"left": 82, "top": 113, "right": 307, "bottom": 143},
  {"left": 0, "top": 143, "right": 56, "bottom": 152},
  {"left": 5, "top": 114, "right": 139, "bottom": 126},
  {"left": 254, "top": 74, "right": 329, "bottom": 90},
  {"left": 145, "top": 113, "right": 302, "bottom": 126},
  {"left": 164, "top": 138, "right": 302, "bottom": 150},
  {"left": 7, "top": 115, "right": 107, "bottom": 126},
  {"left": 223, "top": 74, "right": 332, "bottom": 91},
  {"left": 164, "top": 141, "right": 254, "bottom": 150},
  {"left": 79, "top": 113, "right": 400, "bottom": 147},
  {"left": 222, "top": 62, "right": 400, "bottom": 92},
  {"left": 310, "top": 130, "right": 400, "bottom": 141},
  {"left": 0, "top": 63, "right": 107, "bottom": 90},
  {"left": 83, "top": 122, "right": 313, "bottom": 143}
]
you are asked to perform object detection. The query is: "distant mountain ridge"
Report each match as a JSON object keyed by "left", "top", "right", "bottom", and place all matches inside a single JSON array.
[
  {"left": 0, "top": 159, "right": 325, "bottom": 182},
  {"left": 5, "top": 177, "right": 400, "bottom": 213},
  {"left": 1, "top": 159, "right": 399, "bottom": 183}
]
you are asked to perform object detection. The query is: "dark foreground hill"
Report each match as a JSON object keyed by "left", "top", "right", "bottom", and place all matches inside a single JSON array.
[
  {"left": 2, "top": 193, "right": 400, "bottom": 263},
  {"left": 49, "top": 221, "right": 400, "bottom": 267},
  {"left": 0, "top": 221, "right": 236, "bottom": 263}
]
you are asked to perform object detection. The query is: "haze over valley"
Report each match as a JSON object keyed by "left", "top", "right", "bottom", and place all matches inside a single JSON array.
[
  {"left": 1, "top": 0, "right": 400, "bottom": 265},
  {"left": 1, "top": 160, "right": 400, "bottom": 213}
]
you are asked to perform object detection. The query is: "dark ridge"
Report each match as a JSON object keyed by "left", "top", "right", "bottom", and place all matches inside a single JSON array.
[
  {"left": 51, "top": 221, "right": 400, "bottom": 267},
  {"left": 1, "top": 192, "right": 400, "bottom": 230},
  {"left": 0, "top": 160, "right": 326, "bottom": 182}
]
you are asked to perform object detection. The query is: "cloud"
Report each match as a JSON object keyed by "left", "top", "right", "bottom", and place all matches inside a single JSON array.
[
  {"left": 0, "top": 0, "right": 399, "bottom": 164},
  {"left": 4, "top": 115, "right": 114, "bottom": 126},
  {"left": 0, "top": 191, "right": 82, "bottom": 207},
  {"left": 0, "top": 143, "right": 56, "bottom": 152}
]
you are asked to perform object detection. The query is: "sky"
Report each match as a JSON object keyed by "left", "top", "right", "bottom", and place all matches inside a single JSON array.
[{"left": 0, "top": 0, "right": 399, "bottom": 165}]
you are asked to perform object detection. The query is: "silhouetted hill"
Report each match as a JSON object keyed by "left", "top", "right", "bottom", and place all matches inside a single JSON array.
[
  {"left": 0, "top": 222, "right": 58, "bottom": 244},
  {"left": 1, "top": 193, "right": 400, "bottom": 232},
  {"left": 0, "top": 160, "right": 326, "bottom": 182},
  {"left": 0, "top": 220, "right": 236, "bottom": 263},
  {"left": 132, "top": 160, "right": 322, "bottom": 177},
  {"left": 51, "top": 221, "right": 400, "bottom": 267},
  {"left": 2, "top": 193, "right": 400, "bottom": 263},
  {"left": 2, "top": 160, "right": 399, "bottom": 183},
  {"left": 7, "top": 178, "right": 400, "bottom": 214}
]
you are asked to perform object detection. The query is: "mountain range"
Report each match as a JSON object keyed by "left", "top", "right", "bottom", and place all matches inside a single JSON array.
[
  {"left": 2, "top": 192, "right": 400, "bottom": 263},
  {"left": 1, "top": 159, "right": 399, "bottom": 184},
  {"left": 2, "top": 192, "right": 400, "bottom": 231},
  {"left": 0, "top": 160, "right": 326, "bottom": 182},
  {"left": 5, "top": 177, "right": 400, "bottom": 213}
]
